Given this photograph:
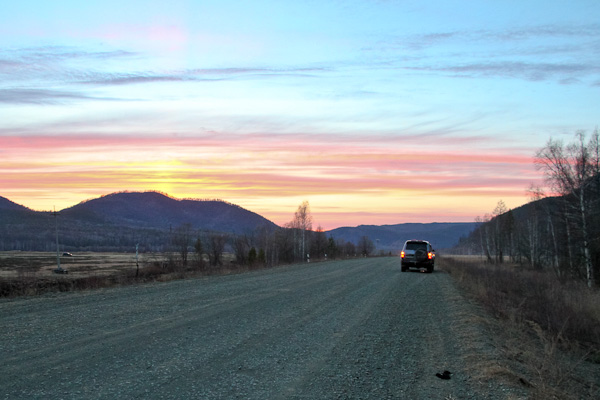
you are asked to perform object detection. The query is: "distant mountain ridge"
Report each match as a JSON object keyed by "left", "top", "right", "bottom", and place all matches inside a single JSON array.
[
  {"left": 326, "top": 222, "right": 477, "bottom": 251},
  {"left": 1, "top": 191, "right": 476, "bottom": 252}
]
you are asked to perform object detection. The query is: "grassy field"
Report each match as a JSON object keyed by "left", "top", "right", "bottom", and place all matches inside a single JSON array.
[
  {"left": 0, "top": 251, "right": 142, "bottom": 279},
  {"left": 0, "top": 250, "right": 237, "bottom": 297}
]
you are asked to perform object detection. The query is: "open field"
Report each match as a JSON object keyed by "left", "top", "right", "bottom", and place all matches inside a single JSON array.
[
  {"left": 0, "top": 251, "right": 243, "bottom": 297},
  {"left": 0, "top": 251, "right": 142, "bottom": 279},
  {"left": 0, "top": 251, "right": 238, "bottom": 279}
]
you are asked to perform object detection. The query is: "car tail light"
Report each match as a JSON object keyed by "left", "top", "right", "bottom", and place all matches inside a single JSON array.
[
  {"left": 428, "top": 252, "right": 433, "bottom": 259},
  {"left": 400, "top": 251, "right": 405, "bottom": 258}
]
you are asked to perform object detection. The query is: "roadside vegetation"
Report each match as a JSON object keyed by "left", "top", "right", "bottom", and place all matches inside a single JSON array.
[
  {"left": 443, "top": 130, "right": 600, "bottom": 399},
  {"left": 440, "top": 256, "right": 599, "bottom": 399}
]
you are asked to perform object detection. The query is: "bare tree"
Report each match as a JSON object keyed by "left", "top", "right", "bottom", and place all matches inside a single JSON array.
[
  {"left": 311, "top": 226, "right": 328, "bottom": 260},
  {"left": 290, "top": 201, "right": 312, "bottom": 262},
  {"left": 233, "top": 234, "right": 251, "bottom": 265},
  {"left": 475, "top": 214, "right": 493, "bottom": 262},
  {"left": 327, "top": 236, "right": 338, "bottom": 259},
  {"left": 492, "top": 200, "right": 508, "bottom": 263},
  {"left": 278, "top": 224, "right": 296, "bottom": 263},
  {"left": 528, "top": 186, "right": 562, "bottom": 275},
  {"left": 193, "top": 237, "right": 206, "bottom": 270},
  {"left": 204, "top": 232, "right": 229, "bottom": 267},
  {"left": 248, "top": 247, "right": 257, "bottom": 266},
  {"left": 358, "top": 236, "right": 375, "bottom": 256},
  {"left": 535, "top": 131, "right": 599, "bottom": 287},
  {"left": 172, "top": 223, "right": 192, "bottom": 268},
  {"left": 525, "top": 207, "right": 541, "bottom": 269},
  {"left": 254, "top": 225, "right": 273, "bottom": 267},
  {"left": 344, "top": 241, "right": 356, "bottom": 257}
]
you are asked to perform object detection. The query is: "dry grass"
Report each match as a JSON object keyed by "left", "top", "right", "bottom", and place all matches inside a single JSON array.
[
  {"left": 439, "top": 255, "right": 600, "bottom": 399},
  {"left": 0, "top": 251, "right": 140, "bottom": 278},
  {"left": 0, "top": 251, "right": 243, "bottom": 298}
]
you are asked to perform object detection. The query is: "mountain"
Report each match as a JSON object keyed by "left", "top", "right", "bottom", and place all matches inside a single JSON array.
[
  {"left": 0, "top": 197, "right": 52, "bottom": 250},
  {"left": 0, "top": 192, "right": 277, "bottom": 252},
  {"left": 326, "top": 222, "right": 478, "bottom": 251},
  {"left": 61, "top": 191, "right": 277, "bottom": 233},
  {"left": 0, "top": 196, "right": 31, "bottom": 211},
  {"left": 0, "top": 196, "right": 44, "bottom": 225}
]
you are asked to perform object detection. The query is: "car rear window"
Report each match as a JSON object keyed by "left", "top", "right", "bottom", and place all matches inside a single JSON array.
[{"left": 406, "top": 242, "right": 427, "bottom": 251}]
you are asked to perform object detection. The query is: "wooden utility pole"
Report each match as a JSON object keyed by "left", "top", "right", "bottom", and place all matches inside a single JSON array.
[
  {"left": 52, "top": 207, "right": 62, "bottom": 272},
  {"left": 135, "top": 243, "right": 140, "bottom": 277},
  {"left": 52, "top": 207, "right": 67, "bottom": 274}
]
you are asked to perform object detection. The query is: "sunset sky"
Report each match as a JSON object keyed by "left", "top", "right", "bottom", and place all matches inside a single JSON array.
[{"left": 1, "top": 1, "right": 599, "bottom": 229}]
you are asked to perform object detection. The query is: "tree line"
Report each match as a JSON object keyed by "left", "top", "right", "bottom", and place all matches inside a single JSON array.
[
  {"left": 166, "top": 200, "right": 377, "bottom": 271},
  {"left": 455, "top": 130, "right": 599, "bottom": 288}
]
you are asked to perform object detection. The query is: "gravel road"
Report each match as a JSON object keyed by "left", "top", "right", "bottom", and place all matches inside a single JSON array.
[{"left": 1, "top": 257, "right": 518, "bottom": 399}]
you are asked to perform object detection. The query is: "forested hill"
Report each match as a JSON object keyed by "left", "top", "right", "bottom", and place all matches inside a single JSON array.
[
  {"left": 453, "top": 191, "right": 599, "bottom": 286},
  {"left": 0, "top": 192, "right": 277, "bottom": 251},
  {"left": 453, "top": 195, "right": 564, "bottom": 258},
  {"left": 0, "top": 196, "right": 32, "bottom": 212},
  {"left": 61, "top": 191, "right": 277, "bottom": 232},
  {"left": 0, "top": 196, "right": 43, "bottom": 225}
]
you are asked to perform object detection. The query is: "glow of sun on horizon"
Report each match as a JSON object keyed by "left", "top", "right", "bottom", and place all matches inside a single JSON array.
[{"left": 0, "top": 131, "right": 543, "bottom": 228}]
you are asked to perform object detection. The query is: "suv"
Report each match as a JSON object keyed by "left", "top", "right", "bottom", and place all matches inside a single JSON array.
[{"left": 400, "top": 240, "right": 435, "bottom": 273}]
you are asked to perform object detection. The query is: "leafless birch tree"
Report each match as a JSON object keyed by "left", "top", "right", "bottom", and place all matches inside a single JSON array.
[
  {"left": 535, "top": 130, "right": 599, "bottom": 287},
  {"left": 291, "top": 201, "right": 312, "bottom": 262}
]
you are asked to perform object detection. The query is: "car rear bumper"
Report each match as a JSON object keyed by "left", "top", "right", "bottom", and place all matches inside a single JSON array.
[
  {"left": 400, "top": 258, "right": 434, "bottom": 271},
  {"left": 401, "top": 257, "right": 433, "bottom": 265},
  {"left": 402, "top": 261, "right": 434, "bottom": 267}
]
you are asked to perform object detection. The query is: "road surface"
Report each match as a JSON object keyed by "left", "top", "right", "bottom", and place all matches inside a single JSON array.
[{"left": 1, "top": 257, "right": 516, "bottom": 399}]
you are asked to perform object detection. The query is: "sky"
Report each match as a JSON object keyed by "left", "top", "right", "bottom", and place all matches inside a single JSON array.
[{"left": 1, "top": 1, "right": 599, "bottom": 230}]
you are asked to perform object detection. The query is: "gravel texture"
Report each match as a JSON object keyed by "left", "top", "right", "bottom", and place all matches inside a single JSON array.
[{"left": 1, "top": 257, "right": 521, "bottom": 399}]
